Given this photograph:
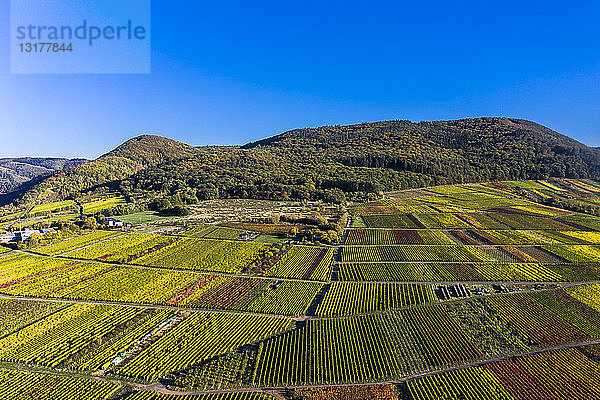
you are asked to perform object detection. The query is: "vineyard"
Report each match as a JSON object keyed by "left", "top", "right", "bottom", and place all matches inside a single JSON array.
[
  {"left": 265, "top": 245, "right": 333, "bottom": 280},
  {"left": 340, "top": 245, "right": 498, "bottom": 263},
  {"left": 345, "top": 229, "right": 454, "bottom": 245},
  {"left": 338, "top": 262, "right": 449, "bottom": 281},
  {"left": 406, "top": 348, "right": 600, "bottom": 400},
  {"left": 315, "top": 282, "right": 435, "bottom": 316},
  {"left": 2, "top": 180, "right": 600, "bottom": 398},
  {"left": 123, "top": 392, "right": 273, "bottom": 400},
  {"left": 116, "top": 312, "right": 292, "bottom": 380},
  {"left": 35, "top": 230, "right": 121, "bottom": 255},
  {"left": 253, "top": 307, "right": 481, "bottom": 386},
  {"left": 81, "top": 196, "right": 127, "bottom": 214},
  {"left": 0, "top": 369, "right": 122, "bottom": 400},
  {"left": 171, "top": 275, "right": 322, "bottom": 316},
  {"left": 64, "top": 233, "right": 267, "bottom": 273}
]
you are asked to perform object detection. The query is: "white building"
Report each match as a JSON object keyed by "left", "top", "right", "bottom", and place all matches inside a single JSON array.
[
  {"left": 106, "top": 218, "right": 125, "bottom": 227},
  {"left": 0, "top": 233, "right": 15, "bottom": 243}
]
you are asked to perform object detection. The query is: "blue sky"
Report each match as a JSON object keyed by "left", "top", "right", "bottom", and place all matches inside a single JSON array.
[{"left": 1, "top": 0, "right": 599, "bottom": 158}]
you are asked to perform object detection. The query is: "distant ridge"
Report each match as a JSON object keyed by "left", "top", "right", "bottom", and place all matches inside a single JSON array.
[
  {"left": 11, "top": 135, "right": 198, "bottom": 205},
  {"left": 0, "top": 157, "right": 86, "bottom": 195}
]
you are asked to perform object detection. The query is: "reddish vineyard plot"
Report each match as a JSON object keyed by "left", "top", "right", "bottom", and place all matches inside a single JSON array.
[
  {"left": 407, "top": 365, "right": 513, "bottom": 400},
  {"left": 295, "top": 385, "right": 400, "bottom": 399},
  {"left": 486, "top": 293, "right": 588, "bottom": 346},
  {"left": 488, "top": 348, "right": 600, "bottom": 400},
  {"left": 170, "top": 276, "right": 321, "bottom": 316},
  {"left": 532, "top": 289, "right": 600, "bottom": 338},
  {"left": 123, "top": 391, "right": 272, "bottom": 399},
  {"left": 266, "top": 246, "right": 333, "bottom": 281},
  {"left": 172, "top": 275, "right": 266, "bottom": 309},
  {"left": 341, "top": 245, "right": 496, "bottom": 263},
  {"left": 408, "top": 348, "right": 600, "bottom": 400}
]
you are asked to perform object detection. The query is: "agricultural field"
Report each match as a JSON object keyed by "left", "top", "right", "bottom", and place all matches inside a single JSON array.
[
  {"left": 341, "top": 245, "right": 498, "bottom": 263},
  {"left": 29, "top": 199, "right": 76, "bottom": 215},
  {"left": 0, "top": 256, "right": 195, "bottom": 304},
  {"left": 406, "top": 347, "right": 600, "bottom": 400},
  {"left": 65, "top": 233, "right": 266, "bottom": 273},
  {"left": 122, "top": 393, "right": 274, "bottom": 400},
  {"left": 135, "top": 238, "right": 265, "bottom": 273},
  {"left": 178, "top": 225, "right": 211, "bottom": 236},
  {"left": 407, "top": 365, "right": 513, "bottom": 400},
  {"left": 116, "top": 312, "right": 292, "bottom": 381},
  {"left": 315, "top": 282, "right": 435, "bottom": 316},
  {"left": 0, "top": 304, "right": 151, "bottom": 367},
  {"left": 293, "top": 385, "right": 400, "bottom": 399},
  {"left": 35, "top": 230, "right": 121, "bottom": 255},
  {"left": 82, "top": 196, "right": 127, "bottom": 214},
  {"left": 194, "top": 226, "right": 247, "bottom": 240},
  {"left": 484, "top": 293, "right": 588, "bottom": 346},
  {"left": 338, "top": 262, "right": 449, "bottom": 281},
  {"left": 413, "top": 213, "right": 471, "bottom": 229},
  {"left": 361, "top": 214, "right": 420, "bottom": 229},
  {"left": 265, "top": 245, "right": 333, "bottom": 280},
  {"left": 568, "top": 283, "right": 600, "bottom": 312},
  {"left": 254, "top": 308, "right": 481, "bottom": 386},
  {"left": 0, "top": 254, "right": 322, "bottom": 315},
  {"left": 3, "top": 181, "right": 600, "bottom": 398},
  {"left": 0, "top": 369, "right": 122, "bottom": 400},
  {"left": 171, "top": 275, "right": 322, "bottom": 316},
  {"left": 338, "top": 246, "right": 600, "bottom": 282},
  {"left": 0, "top": 298, "right": 66, "bottom": 338},
  {"left": 66, "top": 232, "right": 176, "bottom": 262},
  {"left": 346, "top": 229, "right": 453, "bottom": 245}
]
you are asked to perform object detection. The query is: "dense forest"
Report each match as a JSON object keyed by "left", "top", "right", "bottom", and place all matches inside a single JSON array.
[
  {"left": 118, "top": 118, "right": 600, "bottom": 204},
  {"left": 6, "top": 117, "right": 600, "bottom": 208}
]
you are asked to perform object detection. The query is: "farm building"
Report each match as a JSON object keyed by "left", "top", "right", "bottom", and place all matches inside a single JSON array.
[
  {"left": 106, "top": 218, "right": 125, "bottom": 227},
  {"left": 0, "top": 232, "right": 15, "bottom": 243}
]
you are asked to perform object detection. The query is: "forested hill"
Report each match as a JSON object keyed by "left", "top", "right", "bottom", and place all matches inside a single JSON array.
[
  {"left": 5, "top": 118, "right": 600, "bottom": 207},
  {"left": 117, "top": 118, "right": 600, "bottom": 204},
  {"left": 243, "top": 118, "right": 600, "bottom": 180},
  {"left": 9, "top": 135, "right": 199, "bottom": 205}
]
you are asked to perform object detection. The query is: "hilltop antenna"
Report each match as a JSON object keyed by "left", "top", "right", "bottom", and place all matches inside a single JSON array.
[{"left": 500, "top": 104, "right": 503, "bottom": 117}]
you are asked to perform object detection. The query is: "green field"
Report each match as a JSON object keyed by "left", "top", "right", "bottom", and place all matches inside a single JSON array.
[{"left": 115, "top": 211, "right": 177, "bottom": 225}]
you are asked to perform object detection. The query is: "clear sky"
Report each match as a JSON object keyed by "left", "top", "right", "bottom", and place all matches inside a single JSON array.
[{"left": 1, "top": 0, "right": 599, "bottom": 158}]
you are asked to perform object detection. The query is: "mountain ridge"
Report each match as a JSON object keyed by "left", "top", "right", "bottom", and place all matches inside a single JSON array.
[
  {"left": 0, "top": 157, "right": 87, "bottom": 195},
  {"left": 4, "top": 117, "right": 600, "bottom": 208}
]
